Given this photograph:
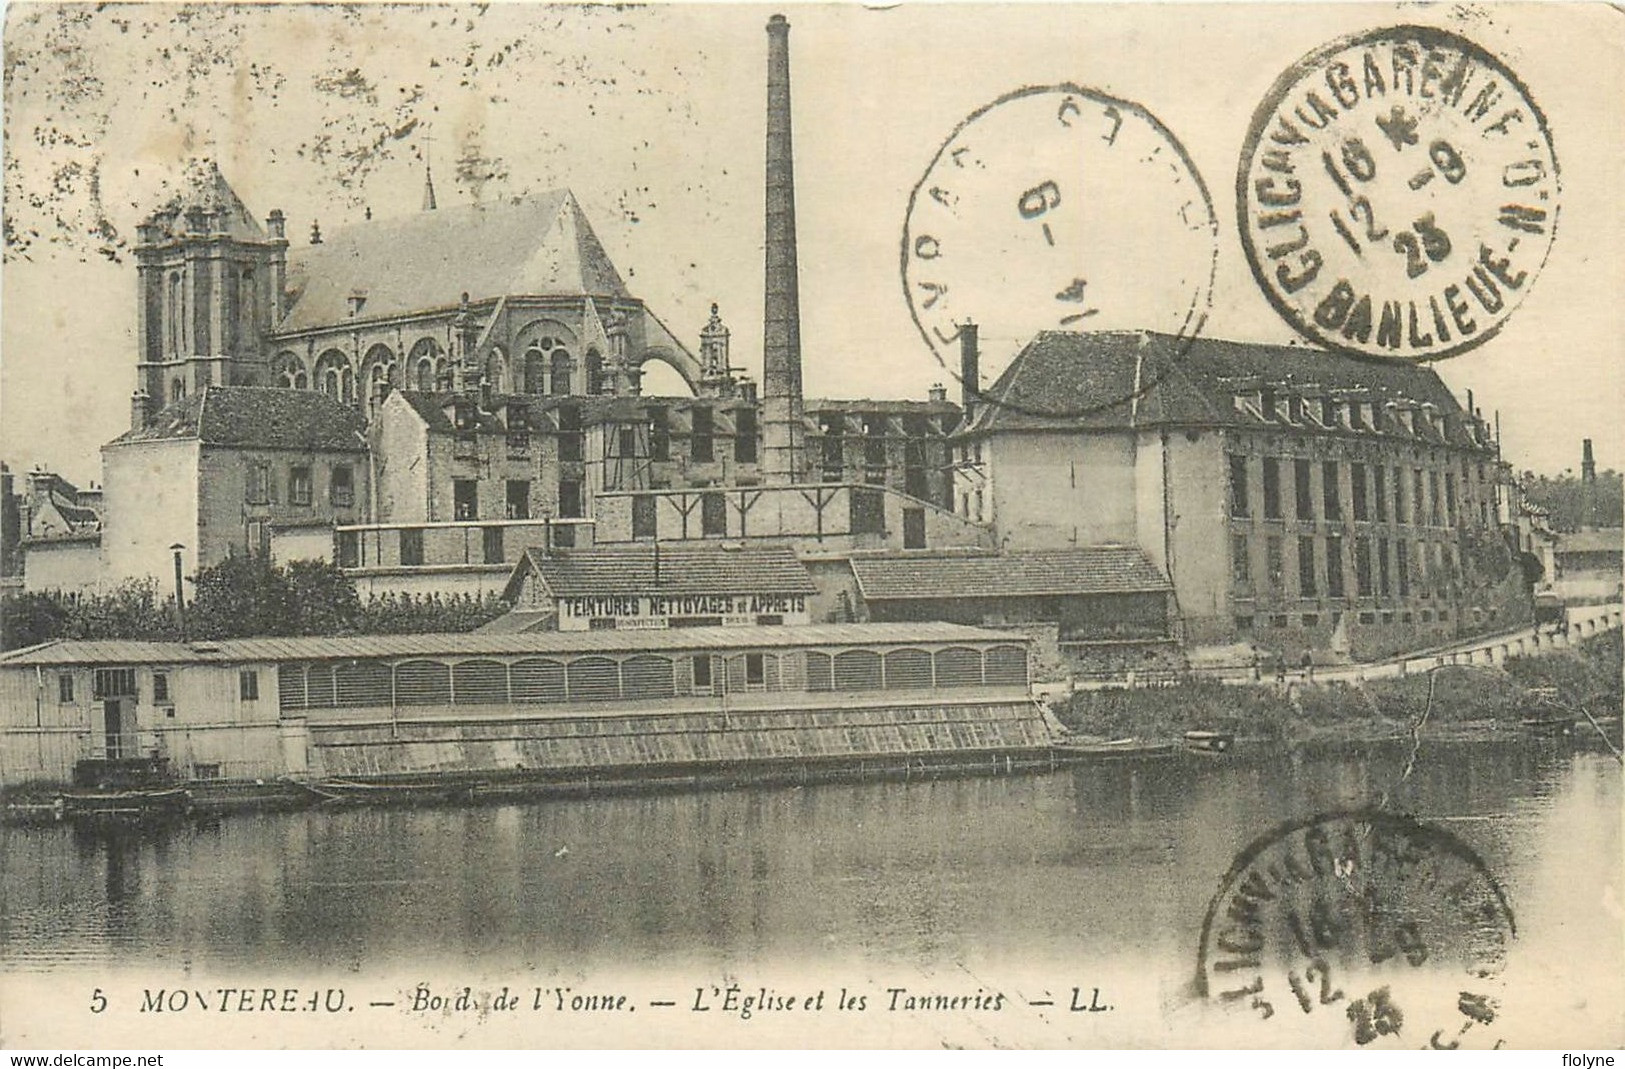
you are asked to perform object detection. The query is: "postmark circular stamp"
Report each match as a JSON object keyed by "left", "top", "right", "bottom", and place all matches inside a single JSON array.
[
  {"left": 1238, "top": 25, "right": 1559, "bottom": 361},
  {"left": 902, "top": 84, "right": 1217, "bottom": 420},
  {"left": 1197, "top": 809, "right": 1516, "bottom": 1049}
]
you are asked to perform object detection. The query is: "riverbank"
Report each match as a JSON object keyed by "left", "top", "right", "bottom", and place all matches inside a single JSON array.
[{"left": 1053, "top": 629, "right": 1623, "bottom": 747}]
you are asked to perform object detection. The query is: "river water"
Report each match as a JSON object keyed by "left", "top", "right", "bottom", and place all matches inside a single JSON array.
[{"left": 2, "top": 740, "right": 1620, "bottom": 1048}]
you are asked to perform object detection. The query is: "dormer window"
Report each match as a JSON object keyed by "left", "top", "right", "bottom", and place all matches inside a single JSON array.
[
  {"left": 451, "top": 401, "right": 477, "bottom": 431},
  {"left": 347, "top": 293, "right": 367, "bottom": 317},
  {"left": 506, "top": 402, "right": 530, "bottom": 432},
  {"left": 1259, "top": 387, "right": 1277, "bottom": 421}
]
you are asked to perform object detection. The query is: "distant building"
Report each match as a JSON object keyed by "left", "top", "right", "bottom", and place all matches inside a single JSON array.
[
  {"left": 104, "top": 385, "right": 368, "bottom": 585},
  {"left": 1551, "top": 529, "right": 1623, "bottom": 605},
  {"left": 953, "top": 330, "right": 1528, "bottom": 662},
  {"left": 16, "top": 468, "right": 104, "bottom": 592}
]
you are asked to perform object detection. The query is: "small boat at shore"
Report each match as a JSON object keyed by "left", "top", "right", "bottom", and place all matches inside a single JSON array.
[
  {"left": 1184, "top": 730, "right": 1236, "bottom": 754},
  {"left": 1052, "top": 738, "right": 1177, "bottom": 760},
  {"left": 56, "top": 786, "right": 192, "bottom": 820}
]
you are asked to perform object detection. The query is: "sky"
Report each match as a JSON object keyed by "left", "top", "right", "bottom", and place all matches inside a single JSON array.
[{"left": 2, "top": 2, "right": 1621, "bottom": 487}]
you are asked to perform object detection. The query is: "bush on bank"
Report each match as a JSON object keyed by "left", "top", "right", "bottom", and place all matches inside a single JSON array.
[
  {"left": 1056, "top": 630, "right": 1622, "bottom": 741},
  {"left": 1, "top": 557, "right": 509, "bottom": 650}
]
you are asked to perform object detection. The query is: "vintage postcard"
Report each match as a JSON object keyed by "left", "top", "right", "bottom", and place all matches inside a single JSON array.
[{"left": 1, "top": 1, "right": 1621, "bottom": 1051}]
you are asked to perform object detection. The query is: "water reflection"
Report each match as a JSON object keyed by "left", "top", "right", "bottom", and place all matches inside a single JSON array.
[{"left": 0, "top": 742, "right": 1618, "bottom": 986}]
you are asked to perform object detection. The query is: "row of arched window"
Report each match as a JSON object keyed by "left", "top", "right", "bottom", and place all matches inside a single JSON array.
[
  {"left": 270, "top": 334, "right": 616, "bottom": 411},
  {"left": 274, "top": 645, "right": 1029, "bottom": 711}
]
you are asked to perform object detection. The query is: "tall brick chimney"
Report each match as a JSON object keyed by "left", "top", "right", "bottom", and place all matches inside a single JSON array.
[
  {"left": 1582, "top": 438, "right": 1597, "bottom": 528},
  {"left": 959, "top": 322, "right": 980, "bottom": 424},
  {"left": 761, "top": 13, "right": 805, "bottom": 485}
]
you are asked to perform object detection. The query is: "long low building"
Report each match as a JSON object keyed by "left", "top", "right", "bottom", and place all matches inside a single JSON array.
[{"left": 0, "top": 623, "right": 1049, "bottom": 787}]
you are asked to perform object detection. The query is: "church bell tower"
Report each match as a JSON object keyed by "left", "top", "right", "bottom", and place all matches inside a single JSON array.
[{"left": 132, "top": 159, "right": 289, "bottom": 412}]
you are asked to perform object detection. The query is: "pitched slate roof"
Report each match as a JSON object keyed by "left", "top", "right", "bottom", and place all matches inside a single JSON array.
[
  {"left": 0, "top": 622, "right": 1018, "bottom": 668},
  {"left": 503, "top": 544, "right": 818, "bottom": 601},
  {"left": 140, "top": 158, "right": 266, "bottom": 243},
  {"left": 107, "top": 386, "right": 367, "bottom": 451},
  {"left": 966, "top": 330, "right": 1465, "bottom": 434},
  {"left": 280, "top": 191, "right": 629, "bottom": 332},
  {"left": 851, "top": 547, "right": 1172, "bottom": 600}
]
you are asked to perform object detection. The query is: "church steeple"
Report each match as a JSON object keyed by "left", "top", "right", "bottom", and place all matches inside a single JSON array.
[
  {"left": 132, "top": 158, "right": 287, "bottom": 401},
  {"left": 422, "top": 156, "right": 438, "bottom": 212}
]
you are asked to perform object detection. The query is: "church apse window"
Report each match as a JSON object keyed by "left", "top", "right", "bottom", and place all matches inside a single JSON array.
[
  {"left": 315, "top": 350, "right": 353, "bottom": 404},
  {"left": 407, "top": 338, "right": 443, "bottom": 392},
  {"left": 550, "top": 348, "right": 571, "bottom": 395},
  {"left": 524, "top": 348, "right": 546, "bottom": 394},
  {"left": 274, "top": 352, "right": 308, "bottom": 390}
]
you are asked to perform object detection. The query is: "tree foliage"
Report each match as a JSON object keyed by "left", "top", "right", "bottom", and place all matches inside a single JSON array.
[
  {"left": 2, "top": 558, "right": 507, "bottom": 649},
  {"left": 1519, "top": 469, "right": 1624, "bottom": 532}
]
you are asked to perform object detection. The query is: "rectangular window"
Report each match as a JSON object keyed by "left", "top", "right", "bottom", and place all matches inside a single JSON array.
[
  {"left": 618, "top": 426, "right": 638, "bottom": 459},
  {"left": 701, "top": 491, "right": 727, "bottom": 536},
  {"left": 246, "top": 520, "right": 270, "bottom": 558},
  {"left": 735, "top": 408, "right": 758, "bottom": 464},
  {"left": 1298, "top": 535, "right": 1317, "bottom": 597},
  {"left": 289, "top": 466, "right": 313, "bottom": 507},
  {"left": 482, "top": 525, "right": 505, "bottom": 565},
  {"left": 1445, "top": 473, "right": 1458, "bottom": 526},
  {"left": 1413, "top": 468, "right": 1425, "bottom": 525},
  {"left": 692, "top": 654, "right": 712, "bottom": 690},
  {"left": 1430, "top": 471, "right": 1442, "bottom": 525},
  {"left": 400, "top": 527, "right": 424, "bottom": 567},
  {"left": 632, "top": 495, "right": 658, "bottom": 540},
  {"left": 1397, "top": 540, "right": 1410, "bottom": 596},
  {"left": 1228, "top": 454, "right": 1250, "bottom": 517},
  {"left": 558, "top": 478, "right": 583, "bottom": 519},
  {"left": 506, "top": 432, "right": 531, "bottom": 458},
  {"left": 558, "top": 405, "right": 583, "bottom": 462},
  {"left": 1322, "top": 461, "right": 1341, "bottom": 520},
  {"left": 1262, "top": 458, "right": 1281, "bottom": 519},
  {"left": 1351, "top": 462, "right": 1368, "bottom": 520},
  {"left": 649, "top": 408, "right": 670, "bottom": 461},
  {"left": 330, "top": 465, "right": 354, "bottom": 507},
  {"left": 691, "top": 406, "right": 715, "bottom": 463},
  {"left": 1355, "top": 537, "right": 1373, "bottom": 596},
  {"left": 1231, "top": 534, "right": 1250, "bottom": 584},
  {"left": 1234, "top": 615, "right": 1255, "bottom": 634},
  {"left": 239, "top": 670, "right": 260, "bottom": 701},
  {"left": 153, "top": 671, "right": 170, "bottom": 704},
  {"left": 454, "top": 432, "right": 479, "bottom": 460},
  {"left": 851, "top": 487, "right": 886, "bottom": 536},
  {"left": 1266, "top": 536, "right": 1284, "bottom": 590},
  {"left": 1294, "top": 459, "right": 1314, "bottom": 520},
  {"left": 1394, "top": 466, "right": 1406, "bottom": 524},
  {"left": 93, "top": 668, "right": 137, "bottom": 698},
  {"left": 745, "top": 653, "right": 765, "bottom": 687},
  {"left": 1326, "top": 536, "right": 1345, "bottom": 597},
  {"left": 1378, "top": 537, "right": 1391, "bottom": 596},
  {"left": 1416, "top": 540, "right": 1428, "bottom": 594},
  {"left": 58, "top": 673, "right": 74, "bottom": 703},
  {"left": 453, "top": 479, "right": 479, "bottom": 521},
  {"left": 863, "top": 415, "right": 888, "bottom": 470},
  {"left": 1373, "top": 466, "right": 1388, "bottom": 522},
  {"left": 246, "top": 463, "right": 269, "bottom": 505},
  {"left": 506, "top": 480, "right": 531, "bottom": 520},
  {"left": 337, "top": 529, "right": 360, "bottom": 568},
  {"left": 903, "top": 507, "right": 926, "bottom": 550}
]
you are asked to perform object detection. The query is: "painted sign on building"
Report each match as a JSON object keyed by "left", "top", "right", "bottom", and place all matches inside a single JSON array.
[{"left": 557, "top": 592, "right": 810, "bottom": 630}]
